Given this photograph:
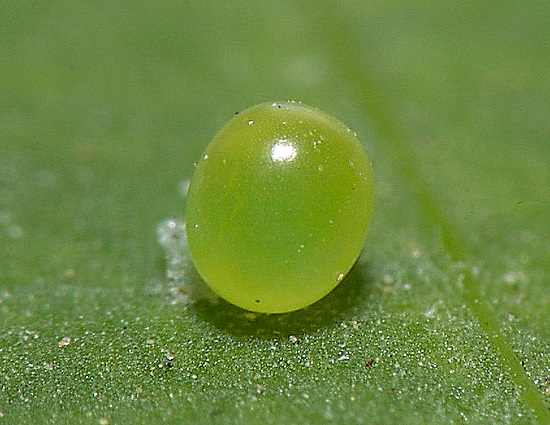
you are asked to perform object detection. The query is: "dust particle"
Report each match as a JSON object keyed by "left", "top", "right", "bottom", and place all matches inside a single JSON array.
[{"left": 58, "top": 337, "right": 72, "bottom": 347}]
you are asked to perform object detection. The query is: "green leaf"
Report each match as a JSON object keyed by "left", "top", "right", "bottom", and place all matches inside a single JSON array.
[{"left": 1, "top": 1, "right": 548, "bottom": 424}]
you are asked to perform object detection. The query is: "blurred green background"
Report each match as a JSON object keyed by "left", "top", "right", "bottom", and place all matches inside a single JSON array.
[{"left": 1, "top": 1, "right": 549, "bottom": 424}]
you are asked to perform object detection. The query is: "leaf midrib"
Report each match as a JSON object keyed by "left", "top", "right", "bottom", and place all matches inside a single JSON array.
[{"left": 305, "top": 1, "right": 550, "bottom": 423}]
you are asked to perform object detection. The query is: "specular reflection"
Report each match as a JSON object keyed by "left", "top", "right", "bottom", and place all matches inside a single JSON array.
[{"left": 270, "top": 139, "right": 297, "bottom": 163}]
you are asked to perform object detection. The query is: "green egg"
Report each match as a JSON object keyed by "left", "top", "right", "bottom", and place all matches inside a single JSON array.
[{"left": 185, "top": 101, "right": 374, "bottom": 313}]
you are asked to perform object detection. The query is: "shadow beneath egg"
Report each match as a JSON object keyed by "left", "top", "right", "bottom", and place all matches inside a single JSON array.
[{"left": 190, "top": 259, "right": 375, "bottom": 339}]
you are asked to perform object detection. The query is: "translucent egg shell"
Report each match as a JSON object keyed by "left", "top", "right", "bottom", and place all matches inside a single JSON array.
[{"left": 185, "top": 102, "right": 374, "bottom": 313}]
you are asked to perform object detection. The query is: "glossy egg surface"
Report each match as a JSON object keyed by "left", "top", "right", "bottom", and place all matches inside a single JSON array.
[{"left": 186, "top": 101, "right": 374, "bottom": 313}]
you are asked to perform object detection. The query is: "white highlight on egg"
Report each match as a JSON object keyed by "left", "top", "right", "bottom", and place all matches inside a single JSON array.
[{"left": 270, "top": 140, "right": 297, "bottom": 163}]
